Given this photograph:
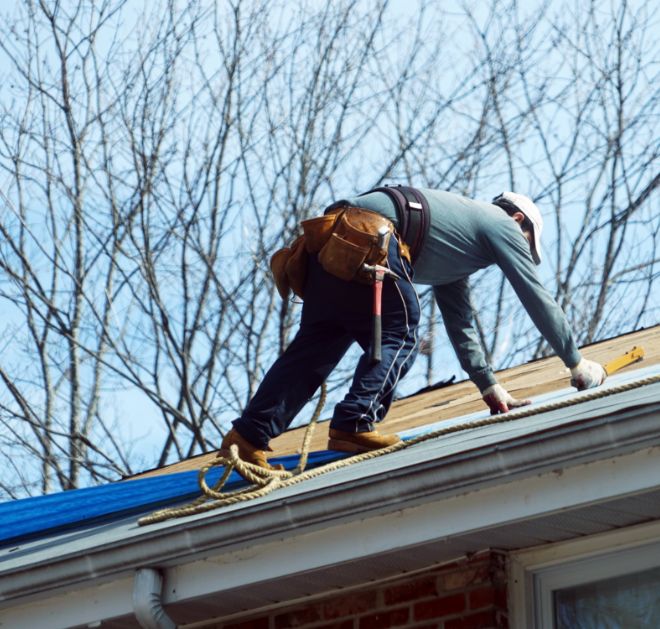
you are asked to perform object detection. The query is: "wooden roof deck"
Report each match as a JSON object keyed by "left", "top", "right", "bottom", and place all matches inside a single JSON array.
[{"left": 132, "top": 325, "right": 659, "bottom": 478}]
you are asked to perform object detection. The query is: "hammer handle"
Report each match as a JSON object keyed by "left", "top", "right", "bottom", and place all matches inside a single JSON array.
[{"left": 369, "top": 277, "right": 384, "bottom": 363}]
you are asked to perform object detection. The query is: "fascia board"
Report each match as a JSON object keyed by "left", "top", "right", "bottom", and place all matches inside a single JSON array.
[
  {"left": 166, "top": 444, "right": 660, "bottom": 604},
  {"left": 4, "top": 442, "right": 660, "bottom": 629},
  {"left": 1, "top": 382, "right": 659, "bottom": 604},
  {"left": 0, "top": 575, "right": 134, "bottom": 629}
]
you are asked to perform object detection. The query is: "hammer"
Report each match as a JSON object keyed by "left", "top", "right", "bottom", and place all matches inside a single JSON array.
[{"left": 363, "top": 228, "right": 400, "bottom": 363}]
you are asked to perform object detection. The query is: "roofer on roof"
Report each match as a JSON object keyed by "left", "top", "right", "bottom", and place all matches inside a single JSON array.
[{"left": 221, "top": 186, "right": 607, "bottom": 469}]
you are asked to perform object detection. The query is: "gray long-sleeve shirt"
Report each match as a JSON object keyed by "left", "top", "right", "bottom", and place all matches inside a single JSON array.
[{"left": 346, "top": 188, "right": 582, "bottom": 390}]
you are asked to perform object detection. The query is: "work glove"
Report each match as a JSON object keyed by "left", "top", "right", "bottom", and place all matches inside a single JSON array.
[
  {"left": 570, "top": 358, "right": 607, "bottom": 390},
  {"left": 482, "top": 384, "right": 532, "bottom": 415}
]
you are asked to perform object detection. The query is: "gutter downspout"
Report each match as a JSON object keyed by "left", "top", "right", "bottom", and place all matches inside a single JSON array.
[{"left": 133, "top": 568, "right": 177, "bottom": 629}]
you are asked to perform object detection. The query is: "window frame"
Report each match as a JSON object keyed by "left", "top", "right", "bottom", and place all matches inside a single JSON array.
[{"left": 509, "top": 521, "right": 660, "bottom": 629}]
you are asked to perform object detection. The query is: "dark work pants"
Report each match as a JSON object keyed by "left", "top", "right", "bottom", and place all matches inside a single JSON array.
[{"left": 233, "top": 236, "right": 420, "bottom": 449}]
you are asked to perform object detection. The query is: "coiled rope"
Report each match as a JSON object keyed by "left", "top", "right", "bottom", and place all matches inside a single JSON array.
[{"left": 138, "top": 373, "right": 660, "bottom": 526}]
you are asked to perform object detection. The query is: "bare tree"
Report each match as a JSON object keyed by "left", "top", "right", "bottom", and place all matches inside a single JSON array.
[
  {"left": 0, "top": 0, "right": 656, "bottom": 497},
  {"left": 435, "top": 0, "right": 659, "bottom": 371}
]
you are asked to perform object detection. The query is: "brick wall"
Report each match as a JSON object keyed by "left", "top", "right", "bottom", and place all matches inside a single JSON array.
[{"left": 207, "top": 550, "right": 508, "bottom": 629}]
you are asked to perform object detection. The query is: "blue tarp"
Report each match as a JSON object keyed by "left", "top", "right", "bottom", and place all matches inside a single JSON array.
[{"left": 0, "top": 449, "right": 348, "bottom": 547}]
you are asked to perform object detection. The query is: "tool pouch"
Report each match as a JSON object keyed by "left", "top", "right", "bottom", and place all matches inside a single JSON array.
[
  {"left": 270, "top": 235, "right": 308, "bottom": 299},
  {"left": 303, "top": 207, "right": 394, "bottom": 283},
  {"left": 301, "top": 211, "right": 340, "bottom": 253},
  {"left": 270, "top": 207, "right": 395, "bottom": 300}
]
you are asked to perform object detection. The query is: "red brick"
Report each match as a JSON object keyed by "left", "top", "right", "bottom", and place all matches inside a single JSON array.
[
  {"left": 315, "top": 621, "right": 356, "bottom": 629},
  {"left": 469, "top": 587, "right": 496, "bottom": 610},
  {"left": 324, "top": 591, "right": 378, "bottom": 618},
  {"left": 494, "top": 586, "right": 507, "bottom": 610},
  {"left": 383, "top": 577, "right": 437, "bottom": 605},
  {"left": 414, "top": 593, "right": 465, "bottom": 620},
  {"left": 359, "top": 607, "right": 409, "bottom": 629},
  {"left": 274, "top": 606, "right": 322, "bottom": 627},
  {"left": 225, "top": 618, "right": 269, "bottom": 629},
  {"left": 445, "top": 609, "right": 497, "bottom": 629}
]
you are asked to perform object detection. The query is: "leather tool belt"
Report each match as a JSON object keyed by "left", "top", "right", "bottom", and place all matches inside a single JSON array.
[{"left": 270, "top": 206, "right": 395, "bottom": 300}]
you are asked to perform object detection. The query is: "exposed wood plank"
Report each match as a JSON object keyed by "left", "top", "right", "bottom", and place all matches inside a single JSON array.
[{"left": 131, "top": 325, "right": 659, "bottom": 478}]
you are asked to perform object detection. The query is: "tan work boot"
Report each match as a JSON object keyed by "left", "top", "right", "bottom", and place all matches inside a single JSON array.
[
  {"left": 327, "top": 428, "right": 401, "bottom": 453},
  {"left": 219, "top": 429, "right": 283, "bottom": 471}
]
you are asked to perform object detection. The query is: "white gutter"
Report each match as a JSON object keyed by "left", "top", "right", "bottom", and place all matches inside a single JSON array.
[{"left": 133, "top": 568, "right": 177, "bottom": 629}]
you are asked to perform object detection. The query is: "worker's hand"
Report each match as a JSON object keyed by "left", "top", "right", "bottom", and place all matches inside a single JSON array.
[
  {"left": 482, "top": 384, "right": 532, "bottom": 415},
  {"left": 570, "top": 358, "right": 607, "bottom": 390}
]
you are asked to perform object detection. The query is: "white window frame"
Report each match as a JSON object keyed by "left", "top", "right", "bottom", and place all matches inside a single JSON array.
[{"left": 509, "top": 519, "right": 660, "bottom": 629}]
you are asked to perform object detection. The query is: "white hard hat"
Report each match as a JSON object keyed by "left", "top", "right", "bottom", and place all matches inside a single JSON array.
[{"left": 493, "top": 192, "right": 544, "bottom": 265}]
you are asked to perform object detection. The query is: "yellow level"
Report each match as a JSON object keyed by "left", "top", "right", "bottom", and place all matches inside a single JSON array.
[{"left": 604, "top": 346, "right": 645, "bottom": 376}]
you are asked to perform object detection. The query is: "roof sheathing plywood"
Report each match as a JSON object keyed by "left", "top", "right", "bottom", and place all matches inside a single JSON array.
[{"left": 132, "top": 326, "right": 660, "bottom": 478}]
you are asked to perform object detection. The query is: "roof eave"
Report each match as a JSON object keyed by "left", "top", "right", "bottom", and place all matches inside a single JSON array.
[{"left": 2, "top": 387, "right": 660, "bottom": 604}]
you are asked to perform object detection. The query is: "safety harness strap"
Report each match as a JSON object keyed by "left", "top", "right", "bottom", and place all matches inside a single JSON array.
[{"left": 363, "top": 185, "right": 430, "bottom": 265}]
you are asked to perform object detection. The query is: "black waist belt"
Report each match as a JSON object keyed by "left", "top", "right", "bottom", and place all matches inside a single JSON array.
[{"left": 364, "top": 185, "right": 430, "bottom": 265}]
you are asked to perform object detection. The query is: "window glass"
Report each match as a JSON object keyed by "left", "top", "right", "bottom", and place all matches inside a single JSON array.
[{"left": 554, "top": 566, "right": 660, "bottom": 629}]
